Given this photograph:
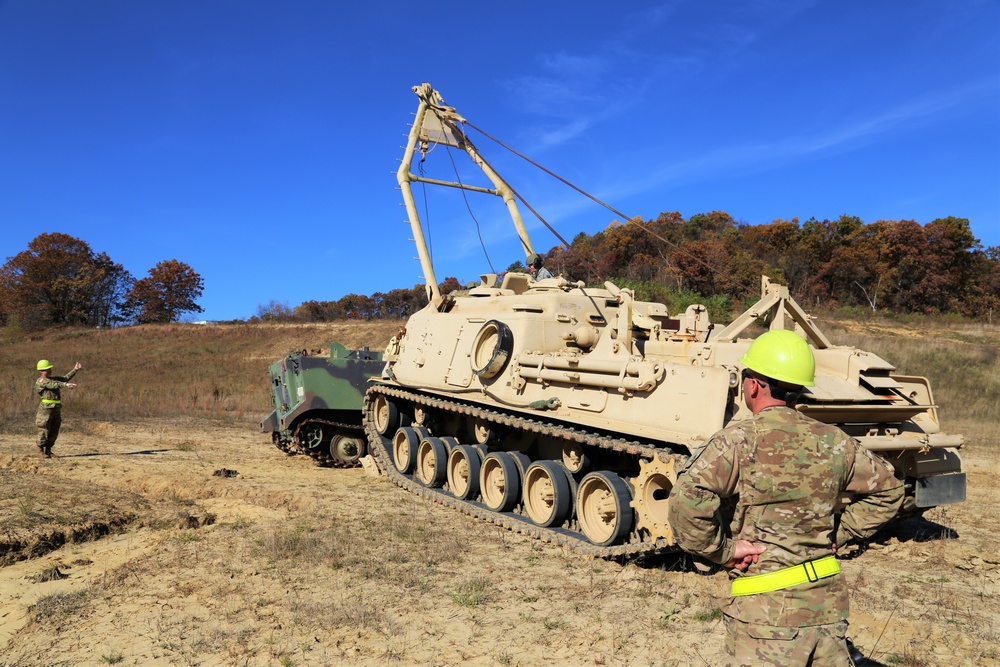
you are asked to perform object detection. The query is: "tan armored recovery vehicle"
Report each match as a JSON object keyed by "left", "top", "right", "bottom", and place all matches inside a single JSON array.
[{"left": 362, "top": 83, "right": 966, "bottom": 557}]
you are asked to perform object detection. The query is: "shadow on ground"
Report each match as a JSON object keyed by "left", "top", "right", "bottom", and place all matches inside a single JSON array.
[{"left": 58, "top": 449, "right": 172, "bottom": 458}]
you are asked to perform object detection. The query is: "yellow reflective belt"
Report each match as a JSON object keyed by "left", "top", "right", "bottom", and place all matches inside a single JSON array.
[
  {"left": 41, "top": 399, "right": 61, "bottom": 405},
  {"left": 731, "top": 555, "right": 840, "bottom": 597}
]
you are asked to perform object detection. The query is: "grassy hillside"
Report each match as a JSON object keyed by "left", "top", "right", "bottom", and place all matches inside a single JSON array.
[
  {"left": 819, "top": 316, "right": 1000, "bottom": 424},
  {"left": 1, "top": 314, "right": 996, "bottom": 434},
  {"left": 0, "top": 320, "right": 404, "bottom": 433}
]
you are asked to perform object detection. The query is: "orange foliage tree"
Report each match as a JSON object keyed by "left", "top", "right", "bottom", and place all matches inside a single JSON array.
[
  {"left": 125, "top": 260, "right": 204, "bottom": 324},
  {"left": 0, "top": 232, "right": 133, "bottom": 328}
]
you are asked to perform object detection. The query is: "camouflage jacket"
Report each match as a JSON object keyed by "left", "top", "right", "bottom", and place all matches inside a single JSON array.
[
  {"left": 667, "top": 405, "right": 904, "bottom": 626},
  {"left": 35, "top": 368, "right": 78, "bottom": 409}
]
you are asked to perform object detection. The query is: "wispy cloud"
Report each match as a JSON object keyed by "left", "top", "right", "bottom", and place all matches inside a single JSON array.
[
  {"left": 500, "top": 0, "right": 816, "bottom": 152},
  {"left": 804, "top": 79, "right": 995, "bottom": 153},
  {"left": 616, "top": 78, "right": 999, "bottom": 200},
  {"left": 467, "top": 1, "right": 995, "bottom": 254},
  {"left": 507, "top": 74, "right": 600, "bottom": 117},
  {"left": 474, "top": 76, "right": 997, "bottom": 240}
]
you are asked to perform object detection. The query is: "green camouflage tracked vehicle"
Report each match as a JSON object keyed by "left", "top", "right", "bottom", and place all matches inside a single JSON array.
[
  {"left": 361, "top": 83, "right": 966, "bottom": 556},
  {"left": 261, "top": 342, "right": 383, "bottom": 467}
]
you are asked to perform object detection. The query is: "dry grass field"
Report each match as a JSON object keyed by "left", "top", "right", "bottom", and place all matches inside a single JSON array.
[{"left": 0, "top": 317, "right": 997, "bottom": 666}]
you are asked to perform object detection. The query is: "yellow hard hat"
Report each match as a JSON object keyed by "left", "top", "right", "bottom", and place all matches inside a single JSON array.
[
  {"left": 739, "top": 330, "right": 815, "bottom": 387},
  {"left": 36, "top": 359, "right": 54, "bottom": 371}
]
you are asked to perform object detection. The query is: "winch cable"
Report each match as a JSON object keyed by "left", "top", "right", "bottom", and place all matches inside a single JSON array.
[
  {"left": 455, "top": 122, "right": 604, "bottom": 281},
  {"left": 445, "top": 144, "right": 497, "bottom": 275},
  {"left": 464, "top": 120, "right": 719, "bottom": 277}
]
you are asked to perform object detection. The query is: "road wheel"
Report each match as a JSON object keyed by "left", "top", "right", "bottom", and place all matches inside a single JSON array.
[
  {"left": 577, "top": 471, "right": 633, "bottom": 546},
  {"left": 473, "top": 418, "right": 497, "bottom": 445},
  {"left": 373, "top": 394, "right": 400, "bottom": 436},
  {"left": 416, "top": 437, "right": 448, "bottom": 488},
  {"left": 480, "top": 452, "right": 519, "bottom": 512},
  {"left": 447, "top": 445, "right": 482, "bottom": 500},
  {"left": 331, "top": 434, "right": 364, "bottom": 465},
  {"left": 523, "top": 460, "right": 572, "bottom": 527},
  {"left": 630, "top": 458, "right": 677, "bottom": 540},
  {"left": 392, "top": 427, "right": 419, "bottom": 474}
]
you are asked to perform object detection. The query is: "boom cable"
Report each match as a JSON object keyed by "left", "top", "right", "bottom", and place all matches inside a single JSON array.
[
  {"left": 444, "top": 143, "right": 496, "bottom": 275},
  {"left": 463, "top": 120, "right": 718, "bottom": 276}
]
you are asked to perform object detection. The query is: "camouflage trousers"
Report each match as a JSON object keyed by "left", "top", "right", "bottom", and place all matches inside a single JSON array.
[
  {"left": 724, "top": 615, "right": 854, "bottom": 667},
  {"left": 35, "top": 406, "right": 62, "bottom": 454}
]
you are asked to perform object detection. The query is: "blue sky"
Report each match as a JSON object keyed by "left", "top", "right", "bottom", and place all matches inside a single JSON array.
[{"left": 2, "top": 1, "right": 997, "bottom": 321}]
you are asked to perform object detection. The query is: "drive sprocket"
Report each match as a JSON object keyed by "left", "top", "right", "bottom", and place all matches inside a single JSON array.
[{"left": 630, "top": 457, "right": 678, "bottom": 541}]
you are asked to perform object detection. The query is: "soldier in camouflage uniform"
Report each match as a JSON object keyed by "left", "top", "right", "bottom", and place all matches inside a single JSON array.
[
  {"left": 35, "top": 359, "right": 82, "bottom": 458},
  {"left": 527, "top": 253, "right": 553, "bottom": 280},
  {"left": 667, "top": 330, "right": 904, "bottom": 666}
]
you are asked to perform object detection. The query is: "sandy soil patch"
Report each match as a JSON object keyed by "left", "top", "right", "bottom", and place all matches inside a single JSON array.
[{"left": 0, "top": 418, "right": 996, "bottom": 666}]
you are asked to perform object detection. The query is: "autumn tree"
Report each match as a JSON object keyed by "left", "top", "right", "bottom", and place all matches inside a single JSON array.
[
  {"left": 546, "top": 233, "right": 600, "bottom": 283},
  {"left": 737, "top": 220, "right": 802, "bottom": 286},
  {"left": 382, "top": 286, "right": 427, "bottom": 318},
  {"left": 125, "top": 260, "right": 204, "bottom": 324},
  {"left": 439, "top": 276, "right": 462, "bottom": 295},
  {"left": 601, "top": 218, "right": 663, "bottom": 280},
  {"left": 291, "top": 286, "right": 424, "bottom": 322},
  {"left": 255, "top": 300, "right": 294, "bottom": 321},
  {"left": 89, "top": 253, "right": 136, "bottom": 327},
  {"left": 918, "top": 217, "right": 981, "bottom": 313},
  {"left": 0, "top": 232, "right": 133, "bottom": 328},
  {"left": 798, "top": 215, "right": 864, "bottom": 305},
  {"left": 294, "top": 300, "right": 345, "bottom": 321},
  {"left": 679, "top": 211, "right": 737, "bottom": 243},
  {"left": 968, "top": 246, "right": 1000, "bottom": 321},
  {"left": 337, "top": 293, "right": 374, "bottom": 319},
  {"left": 668, "top": 238, "right": 731, "bottom": 296}
]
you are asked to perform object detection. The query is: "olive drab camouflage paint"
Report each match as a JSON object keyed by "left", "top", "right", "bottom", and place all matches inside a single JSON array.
[{"left": 260, "top": 342, "right": 383, "bottom": 466}]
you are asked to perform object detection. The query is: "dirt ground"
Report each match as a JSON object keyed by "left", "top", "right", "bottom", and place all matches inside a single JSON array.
[{"left": 0, "top": 418, "right": 997, "bottom": 667}]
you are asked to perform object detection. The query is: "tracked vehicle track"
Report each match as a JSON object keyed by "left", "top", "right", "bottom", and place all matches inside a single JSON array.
[
  {"left": 272, "top": 418, "right": 366, "bottom": 468},
  {"left": 364, "top": 384, "right": 683, "bottom": 558}
]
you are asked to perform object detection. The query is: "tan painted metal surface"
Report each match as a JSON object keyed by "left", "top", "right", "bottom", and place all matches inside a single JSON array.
[{"left": 365, "top": 83, "right": 966, "bottom": 552}]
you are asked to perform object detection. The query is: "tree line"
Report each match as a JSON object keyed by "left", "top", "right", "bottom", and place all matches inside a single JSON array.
[
  {"left": 0, "top": 232, "right": 204, "bottom": 329},
  {"left": 7, "top": 214, "right": 998, "bottom": 331},
  {"left": 257, "top": 214, "right": 998, "bottom": 323},
  {"left": 549, "top": 213, "right": 999, "bottom": 318},
  {"left": 254, "top": 279, "right": 463, "bottom": 323}
]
